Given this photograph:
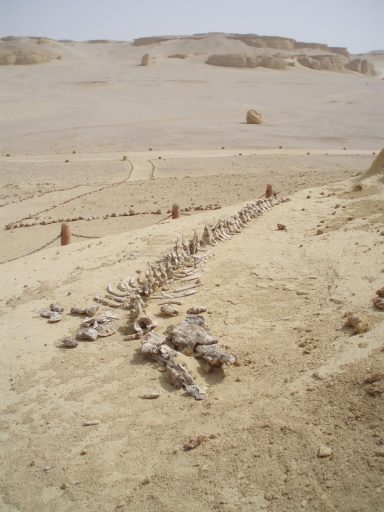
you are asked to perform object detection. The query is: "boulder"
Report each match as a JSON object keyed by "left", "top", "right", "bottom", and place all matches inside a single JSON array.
[
  {"left": 141, "top": 53, "right": 155, "bottom": 66},
  {"left": 246, "top": 110, "right": 263, "bottom": 124}
]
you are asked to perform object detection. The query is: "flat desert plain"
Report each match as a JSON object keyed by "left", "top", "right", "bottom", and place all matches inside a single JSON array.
[{"left": 0, "top": 35, "right": 383, "bottom": 512}]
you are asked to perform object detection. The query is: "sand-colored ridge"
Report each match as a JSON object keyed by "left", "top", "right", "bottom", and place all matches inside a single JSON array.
[{"left": 360, "top": 148, "right": 384, "bottom": 179}]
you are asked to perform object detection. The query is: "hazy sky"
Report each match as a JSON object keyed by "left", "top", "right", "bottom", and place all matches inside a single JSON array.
[{"left": 1, "top": 0, "right": 382, "bottom": 53}]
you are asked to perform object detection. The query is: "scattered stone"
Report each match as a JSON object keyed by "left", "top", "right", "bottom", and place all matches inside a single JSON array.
[
  {"left": 352, "top": 183, "right": 363, "bottom": 192},
  {"left": 317, "top": 445, "right": 333, "bottom": 458},
  {"left": 343, "top": 314, "right": 371, "bottom": 334},
  {"left": 160, "top": 304, "right": 179, "bottom": 317},
  {"left": 316, "top": 229, "right": 324, "bottom": 235},
  {"left": 61, "top": 337, "right": 78, "bottom": 348},
  {"left": 60, "top": 483, "right": 68, "bottom": 490},
  {"left": 80, "top": 449, "right": 87, "bottom": 456},
  {"left": 277, "top": 223, "right": 287, "bottom": 231},
  {"left": 76, "top": 327, "right": 98, "bottom": 341},
  {"left": 186, "top": 306, "right": 207, "bottom": 315},
  {"left": 364, "top": 373, "right": 384, "bottom": 384},
  {"left": 376, "top": 287, "right": 384, "bottom": 298},
  {"left": 373, "top": 296, "right": 384, "bottom": 311},
  {"left": 183, "top": 435, "right": 207, "bottom": 451}
]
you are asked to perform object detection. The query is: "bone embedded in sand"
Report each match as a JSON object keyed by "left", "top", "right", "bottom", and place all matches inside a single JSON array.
[
  {"left": 160, "top": 304, "right": 179, "bottom": 317},
  {"left": 70, "top": 305, "right": 99, "bottom": 316}
]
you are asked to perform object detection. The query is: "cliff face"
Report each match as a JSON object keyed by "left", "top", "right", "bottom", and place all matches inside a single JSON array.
[{"left": 134, "top": 33, "right": 349, "bottom": 57}]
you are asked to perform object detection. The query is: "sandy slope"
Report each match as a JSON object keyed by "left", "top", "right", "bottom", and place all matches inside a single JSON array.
[
  {"left": 0, "top": 38, "right": 383, "bottom": 154},
  {"left": 0, "top": 172, "right": 383, "bottom": 512}
]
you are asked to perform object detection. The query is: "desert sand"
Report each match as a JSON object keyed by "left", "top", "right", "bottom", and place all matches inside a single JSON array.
[{"left": 0, "top": 34, "right": 383, "bottom": 512}]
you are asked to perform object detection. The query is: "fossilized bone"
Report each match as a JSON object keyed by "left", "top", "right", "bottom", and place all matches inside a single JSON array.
[
  {"left": 141, "top": 332, "right": 177, "bottom": 365},
  {"left": 128, "top": 297, "right": 157, "bottom": 334},
  {"left": 94, "top": 295, "right": 121, "bottom": 308},
  {"left": 201, "top": 224, "right": 217, "bottom": 246},
  {"left": 195, "top": 345, "right": 238, "bottom": 367},
  {"left": 107, "top": 283, "right": 131, "bottom": 297},
  {"left": 70, "top": 305, "right": 99, "bottom": 317},
  {"left": 175, "top": 272, "right": 204, "bottom": 282},
  {"left": 187, "top": 306, "right": 207, "bottom": 314},
  {"left": 77, "top": 327, "right": 98, "bottom": 341},
  {"left": 81, "top": 311, "right": 119, "bottom": 327},
  {"left": 160, "top": 304, "right": 179, "bottom": 317},
  {"left": 40, "top": 303, "right": 64, "bottom": 322},
  {"left": 166, "top": 316, "right": 217, "bottom": 355}
]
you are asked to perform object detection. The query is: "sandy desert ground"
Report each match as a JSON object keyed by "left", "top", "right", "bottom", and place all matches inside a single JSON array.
[{"left": 0, "top": 34, "right": 383, "bottom": 512}]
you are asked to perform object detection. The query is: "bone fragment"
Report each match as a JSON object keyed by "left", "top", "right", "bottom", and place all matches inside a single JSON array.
[
  {"left": 61, "top": 336, "right": 78, "bottom": 348},
  {"left": 159, "top": 300, "right": 184, "bottom": 306},
  {"left": 50, "top": 303, "right": 64, "bottom": 314},
  {"left": 94, "top": 295, "right": 121, "bottom": 308},
  {"left": 83, "top": 420, "right": 100, "bottom": 426},
  {"left": 160, "top": 304, "right": 179, "bottom": 317},
  {"left": 165, "top": 362, "right": 194, "bottom": 388},
  {"left": 187, "top": 306, "right": 207, "bottom": 314},
  {"left": 174, "top": 282, "right": 202, "bottom": 293},
  {"left": 184, "top": 384, "right": 206, "bottom": 401},
  {"left": 70, "top": 305, "right": 99, "bottom": 316},
  {"left": 107, "top": 284, "right": 130, "bottom": 297},
  {"left": 139, "top": 392, "right": 160, "bottom": 399},
  {"left": 96, "top": 321, "right": 118, "bottom": 337},
  {"left": 167, "top": 317, "right": 217, "bottom": 355},
  {"left": 176, "top": 273, "right": 204, "bottom": 282},
  {"left": 48, "top": 311, "right": 62, "bottom": 323},
  {"left": 77, "top": 327, "right": 98, "bottom": 341},
  {"left": 195, "top": 344, "right": 238, "bottom": 367}
]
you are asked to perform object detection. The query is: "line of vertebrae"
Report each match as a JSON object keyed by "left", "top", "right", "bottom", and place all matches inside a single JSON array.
[{"left": 95, "top": 196, "right": 281, "bottom": 336}]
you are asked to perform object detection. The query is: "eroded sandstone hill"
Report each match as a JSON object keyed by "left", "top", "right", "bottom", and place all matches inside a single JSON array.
[{"left": 0, "top": 33, "right": 377, "bottom": 74}]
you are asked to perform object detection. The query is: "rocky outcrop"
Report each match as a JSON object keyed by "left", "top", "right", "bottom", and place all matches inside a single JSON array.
[
  {"left": 247, "top": 55, "right": 286, "bottom": 69},
  {"left": 0, "top": 50, "right": 59, "bottom": 65},
  {"left": 206, "top": 53, "right": 286, "bottom": 70},
  {"left": 297, "top": 54, "right": 345, "bottom": 72},
  {"left": 246, "top": 110, "right": 263, "bottom": 124},
  {"left": 141, "top": 53, "right": 156, "bottom": 66},
  {"left": 206, "top": 53, "right": 247, "bottom": 68},
  {"left": 345, "top": 58, "right": 375, "bottom": 75},
  {"left": 360, "top": 148, "right": 384, "bottom": 179}
]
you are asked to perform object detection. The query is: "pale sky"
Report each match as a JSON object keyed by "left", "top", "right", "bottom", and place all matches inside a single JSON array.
[{"left": 0, "top": 0, "right": 383, "bottom": 53}]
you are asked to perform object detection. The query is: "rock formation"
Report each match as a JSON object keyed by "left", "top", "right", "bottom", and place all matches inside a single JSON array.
[
  {"left": 345, "top": 58, "right": 375, "bottom": 75},
  {"left": 141, "top": 53, "right": 155, "bottom": 66},
  {"left": 360, "top": 148, "right": 384, "bottom": 179},
  {"left": 206, "top": 53, "right": 286, "bottom": 70},
  {"left": 246, "top": 110, "right": 263, "bottom": 124}
]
